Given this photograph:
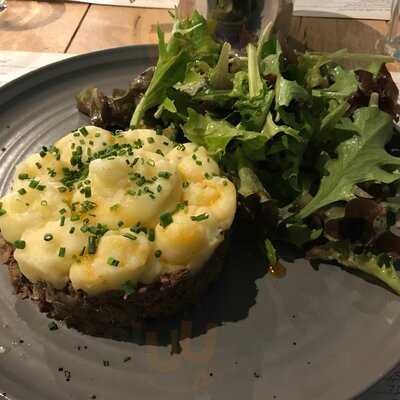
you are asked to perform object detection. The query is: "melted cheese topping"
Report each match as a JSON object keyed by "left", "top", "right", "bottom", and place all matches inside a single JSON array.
[{"left": 0, "top": 127, "right": 236, "bottom": 295}]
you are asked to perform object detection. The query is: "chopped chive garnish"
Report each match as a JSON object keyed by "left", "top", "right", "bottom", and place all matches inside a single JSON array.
[
  {"left": 110, "top": 204, "right": 120, "bottom": 212},
  {"left": 14, "top": 240, "right": 26, "bottom": 249},
  {"left": 88, "top": 236, "right": 97, "bottom": 255},
  {"left": 160, "top": 212, "right": 173, "bottom": 228},
  {"left": 59, "top": 247, "right": 66, "bottom": 257},
  {"left": 44, "top": 233, "right": 53, "bottom": 241},
  {"left": 147, "top": 137, "right": 155, "bottom": 144},
  {"left": 195, "top": 160, "right": 203, "bottom": 166},
  {"left": 18, "top": 173, "right": 29, "bottom": 180},
  {"left": 41, "top": 200, "right": 48, "bottom": 206},
  {"left": 18, "top": 188, "right": 27, "bottom": 195},
  {"left": 37, "top": 185, "right": 46, "bottom": 191},
  {"left": 79, "top": 127, "right": 89, "bottom": 137},
  {"left": 223, "top": 180, "right": 228, "bottom": 186},
  {"left": 156, "top": 149, "right": 164, "bottom": 156},
  {"left": 0, "top": 209, "right": 6, "bottom": 216},
  {"left": 133, "top": 139, "right": 144, "bottom": 149},
  {"left": 147, "top": 228, "right": 155, "bottom": 242},
  {"left": 35, "top": 162, "right": 42, "bottom": 169},
  {"left": 118, "top": 221, "right": 124, "bottom": 227},
  {"left": 192, "top": 154, "right": 197, "bottom": 160},
  {"left": 157, "top": 185, "right": 162, "bottom": 193},
  {"left": 173, "top": 201, "right": 188, "bottom": 214},
  {"left": 122, "top": 233, "right": 137, "bottom": 241},
  {"left": 158, "top": 171, "right": 171, "bottom": 179},
  {"left": 121, "top": 280, "right": 136, "bottom": 295},
  {"left": 107, "top": 257, "right": 120, "bottom": 267},
  {"left": 147, "top": 159, "right": 155, "bottom": 167},
  {"left": 204, "top": 173, "right": 211, "bottom": 179},
  {"left": 83, "top": 186, "right": 92, "bottom": 198},
  {"left": 154, "top": 250, "right": 162, "bottom": 258},
  {"left": 58, "top": 187, "right": 67, "bottom": 193},
  {"left": 69, "top": 227, "right": 76, "bottom": 234},
  {"left": 59, "top": 208, "right": 66, "bottom": 214},
  {"left": 191, "top": 213, "right": 209, "bottom": 222},
  {"left": 29, "top": 180, "right": 39, "bottom": 189},
  {"left": 60, "top": 216, "right": 66, "bottom": 226},
  {"left": 47, "top": 168, "right": 56, "bottom": 177},
  {"left": 80, "top": 246, "right": 86, "bottom": 256},
  {"left": 71, "top": 215, "right": 80, "bottom": 221},
  {"left": 182, "top": 181, "right": 189, "bottom": 188}
]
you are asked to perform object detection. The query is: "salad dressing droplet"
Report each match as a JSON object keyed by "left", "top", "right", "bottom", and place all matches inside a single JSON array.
[{"left": 268, "top": 261, "right": 286, "bottom": 278}]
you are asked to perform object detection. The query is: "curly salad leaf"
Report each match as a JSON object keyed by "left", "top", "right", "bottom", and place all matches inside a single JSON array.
[
  {"left": 130, "top": 11, "right": 221, "bottom": 128},
  {"left": 298, "top": 103, "right": 400, "bottom": 219},
  {"left": 309, "top": 241, "right": 400, "bottom": 295},
  {"left": 77, "top": 11, "right": 400, "bottom": 295}
]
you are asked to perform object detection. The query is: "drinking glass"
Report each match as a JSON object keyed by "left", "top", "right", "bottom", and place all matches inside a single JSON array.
[
  {"left": 385, "top": 0, "right": 400, "bottom": 58},
  {"left": 178, "top": 0, "right": 293, "bottom": 46}
]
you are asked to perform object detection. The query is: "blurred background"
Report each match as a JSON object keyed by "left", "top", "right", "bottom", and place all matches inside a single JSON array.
[{"left": 0, "top": 0, "right": 396, "bottom": 55}]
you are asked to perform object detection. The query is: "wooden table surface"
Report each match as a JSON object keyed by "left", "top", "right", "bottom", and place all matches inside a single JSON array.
[{"left": 0, "top": 0, "right": 392, "bottom": 56}]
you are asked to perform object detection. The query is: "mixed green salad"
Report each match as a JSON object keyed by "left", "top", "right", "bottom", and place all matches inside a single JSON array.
[{"left": 77, "top": 11, "right": 400, "bottom": 295}]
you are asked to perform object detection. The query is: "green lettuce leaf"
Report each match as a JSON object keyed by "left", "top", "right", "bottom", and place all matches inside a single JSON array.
[
  {"left": 320, "top": 100, "right": 350, "bottom": 132},
  {"left": 284, "top": 223, "right": 322, "bottom": 248},
  {"left": 236, "top": 90, "right": 274, "bottom": 132},
  {"left": 257, "top": 22, "right": 274, "bottom": 63},
  {"left": 247, "top": 43, "right": 264, "bottom": 98},
  {"left": 210, "top": 42, "right": 232, "bottom": 90},
  {"left": 309, "top": 241, "right": 400, "bottom": 295},
  {"left": 154, "top": 97, "right": 177, "bottom": 119},
  {"left": 275, "top": 75, "right": 310, "bottom": 107},
  {"left": 182, "top": 109, "right": 273, "bottom": 158},
  {"left": 262, "top": 112, "right": 301, "bottom": 142},
  {"left": 298, "top": 49, "right": 394, "bottom": 90},
  {"left": 312, "top": 66, "right": 358, "bottom": 99},
  {"left": 238, "top": 164, "right": 270, "bottom": 202},
  {"left": 174, "top": 69, "right": 206, "bottom": 96},
  {"left": 130, "top": 28, "right": 189, "bottom": 127},
  {"left": 224, "top": 148, "right": 270, "bottom": 202},
  {"left": 298, "top": 105, "right": 400, "bottom": 219},
  {"left": 182, "top": 109, "right": 242, "bottom": 156},
  {"left": 130, "top": 11, "right": 221, "bottom": 127},
  {"left": 264, "top": 238, "right": 278, "bottom": 266}
]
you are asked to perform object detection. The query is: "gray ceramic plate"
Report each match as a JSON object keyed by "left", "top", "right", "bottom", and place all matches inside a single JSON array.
[{"left": 0, "top": 45, "right": 399, "bottom": 400}]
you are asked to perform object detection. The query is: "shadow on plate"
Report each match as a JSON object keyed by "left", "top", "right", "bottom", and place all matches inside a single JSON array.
[
  {"left": 128, "top": 225, "right": 267, "bottom": 352},
  {"left": 95, "top": 221, "right": 268, "bottom": 351}
]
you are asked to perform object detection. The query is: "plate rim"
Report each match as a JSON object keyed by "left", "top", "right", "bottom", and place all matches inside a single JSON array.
[{"left": 0, "top": 44, "right": 158, "bottom": 109}]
